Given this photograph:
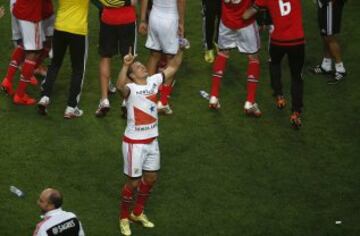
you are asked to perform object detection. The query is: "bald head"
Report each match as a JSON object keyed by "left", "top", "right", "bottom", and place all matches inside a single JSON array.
[{"left": 38, "top": 188, "right": 63, "bottom": 213}]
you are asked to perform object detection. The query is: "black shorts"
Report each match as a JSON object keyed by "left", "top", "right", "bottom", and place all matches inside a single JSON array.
[
  {"left": 318, "top": 0, "right": 345, "bottom": 36},
  {"left": 98, "top": 21, "right": 136, "bottom": 57}
]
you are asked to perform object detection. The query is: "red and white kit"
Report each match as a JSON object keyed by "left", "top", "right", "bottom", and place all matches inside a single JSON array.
[
  {"left": 122, "top": 73, "right": 164, "bottom": 178},
  {"left": 218, "top": 0, "right": 260, "bottom": 53},
  {"left": 12, "top": 0, "right": 44, "bottom": 50},
  {"left": 145, "top": 0, "right": 179, "bottom": 55}
]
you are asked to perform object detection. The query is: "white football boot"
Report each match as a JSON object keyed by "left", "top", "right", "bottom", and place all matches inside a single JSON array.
[
  {"left": 244, "top": 101, "right": 261, "bottom": 117},
  {"left": 95, "top": 98, "right": 110, "bottom": 118},
  {"left": 157, "top": 101, "right": 173, "bottom": 115},
  {"left": 37, "top": 96, "right": 50, "bottom": 115},
  {"left": 64, "top": 106, "right": 84, "bottom": 119},
  {"left": 208, "top": 96, "right": 221, "bottom": 110}
]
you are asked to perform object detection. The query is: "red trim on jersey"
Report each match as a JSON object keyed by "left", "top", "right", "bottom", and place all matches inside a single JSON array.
[
  {"left": 123, "top": 136, "right": 156, "bottom": 144},
  {"left": 101, "top": 6, "right": 136, "bottom": 25}
]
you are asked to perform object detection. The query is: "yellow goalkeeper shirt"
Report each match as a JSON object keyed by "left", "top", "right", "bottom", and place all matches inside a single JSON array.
[{"left": 55, "top": 0, "right": 90, "bottom": 36}]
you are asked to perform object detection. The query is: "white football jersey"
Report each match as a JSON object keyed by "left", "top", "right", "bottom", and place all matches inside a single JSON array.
[
  {"left": 124, "top": 73, "right": 163, "bottom": 141},
  {"left": 152, "top": 0, "right": 178, "bottom": 15}
]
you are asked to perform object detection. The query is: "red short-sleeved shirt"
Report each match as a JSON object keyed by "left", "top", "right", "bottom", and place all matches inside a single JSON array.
[
  {"left": 221, "top": 0, "right": 255, "bottom": 30},
  {"left": 42, "top": 0, "right": 54, "bottom": 20},
  {"left": 101, "top": 6, "right": 136, "bottom": 25},
  {"left": 13, "top": 0, "right": 42, "bottom": 23},
  {"left": 255, "top": 0, "right": 305, "bottom": 46}
]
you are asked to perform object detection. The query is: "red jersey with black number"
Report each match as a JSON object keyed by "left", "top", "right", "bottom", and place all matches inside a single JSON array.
[
  {"left": 13, "top": 0, "right": 42, "bottom": 22},
  {"left": 101, "top": 6, "right": 136, "bottom": 25},
  {"left": 255, "top": 0, "right": 305, "bottom": 46},
  {"left": 42, "top": 0, "right": 54, "bottom": 20},
  {"left": 221, "top": 0, "right": 255, "bottom": 30}
]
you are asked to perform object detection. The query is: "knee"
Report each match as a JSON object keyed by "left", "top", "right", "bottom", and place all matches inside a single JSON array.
[
  {"left": 143, "top": 173, "right": 158, "bottom": 186},
  {"left": 126, "top": 178, "right": 141, "bottom": 190}
]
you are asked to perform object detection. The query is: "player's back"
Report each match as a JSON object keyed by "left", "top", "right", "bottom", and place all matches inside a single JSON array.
[{"left": 264, "top": 0, "right": 304, "bottom": 45}]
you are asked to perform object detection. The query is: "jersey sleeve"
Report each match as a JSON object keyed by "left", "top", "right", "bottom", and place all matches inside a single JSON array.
[
  {"left": 149, "top": 73, "right": 164, "bottom": 87},
  {"left": 78, "top": 221, "right": 85, "bottom": 236}
]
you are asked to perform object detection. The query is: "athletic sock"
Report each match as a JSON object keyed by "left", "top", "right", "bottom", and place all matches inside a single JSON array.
[
  {"left": 321, "top": 57, "right": 332, "bottom": 71},
  {"left": 246, "top": 58, "right": 260, "bottom": 103},
  {"left": 335, "top": 62, "right": 346, "bottom": 73},
  {"left": 120, "top": 185, "right": 133, "bottom": 219},
  {"left": 133, "top": 179, "right": 153, "bottom": 216},
  {"left": 15, "top": 59, "right": 36, "bottom": 97},
  {"left": 5, "top": 45, "right": 25, "bottom": 82},
  {"left": 210, "top": 53, "right": 228, "bottom": 97},
  {"left": 35, "top": 47, "right": 50, "bottom": 69},
  {"left": 160, "top": 84, "right": 171, "bottom": 105}
]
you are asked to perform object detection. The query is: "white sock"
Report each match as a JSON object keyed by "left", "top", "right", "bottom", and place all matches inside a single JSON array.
[
  {"left": 335, "top": 62, "right": 346, "bottom": 73},
  {"left": 321, "top": 57, "right": 332, "bottom": 71}
]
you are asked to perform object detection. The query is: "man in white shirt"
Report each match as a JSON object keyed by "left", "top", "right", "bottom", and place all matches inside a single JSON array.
[{"left": 33, "top": 188, "right": 85, "bottom": 236}]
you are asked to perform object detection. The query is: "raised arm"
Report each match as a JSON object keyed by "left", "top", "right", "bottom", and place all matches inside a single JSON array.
[
  {"left": 139, "top": 0, "right": 149, "bottom": 35},
  {"left": 177, "top": 0, "right": 186, "bottom": 37},
  {"left": 116, "top": 48, "right": 135, "bottom": 98},
  {"left": 162, "top": 49, "right": 183, "bottom": 84}
]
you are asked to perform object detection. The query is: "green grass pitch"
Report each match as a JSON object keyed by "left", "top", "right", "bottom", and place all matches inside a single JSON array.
[{"left": 0, "top": 1, "right": 360, "bottom": 235}]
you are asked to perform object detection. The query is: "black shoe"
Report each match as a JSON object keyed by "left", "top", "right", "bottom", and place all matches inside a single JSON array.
[
  {"left": 309, "top": 65, "right": 332, "bottom": 75},
  {"left": 290, "top": 112, "right": 302, "bottom": 130},
  {"left": 327, "top": 71, "right": 346, "bottom": 85}
]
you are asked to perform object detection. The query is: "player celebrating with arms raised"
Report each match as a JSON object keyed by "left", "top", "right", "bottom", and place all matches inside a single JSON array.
[
  {"left": 208, "top": 0, "right": 262, "bottom": 117},
  {"left": 116, "top": 47, "right": 183, "bottom": 236},
  {"left": 243, "top": 0, "right": 305, "bottom": 129}
]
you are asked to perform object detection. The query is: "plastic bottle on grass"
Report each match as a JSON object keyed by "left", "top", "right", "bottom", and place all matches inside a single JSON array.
[
  {"left": 199, "top": 90, "right": 210, "bottom": 100},
  {"left": 10, "top": 186, "right": 25, "bottom": 197}
]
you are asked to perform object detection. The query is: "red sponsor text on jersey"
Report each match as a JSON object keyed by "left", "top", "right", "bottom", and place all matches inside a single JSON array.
[
  {"left": 255, "top": 0, "right": 305, "bottom": 46},
  {"left": 222, "top": 0, "right": 255, "bottom": 30},
  {"left": 13, "top": 0, "right": 42, "bottom": 23}
]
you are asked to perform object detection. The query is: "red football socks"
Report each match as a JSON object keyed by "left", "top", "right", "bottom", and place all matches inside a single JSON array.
[
  {"left": 15, "top": 59, "right": 36, "bottom": 97},
  {"left": 246, "top": 58, "right": 260, "bottom": 103},
  {"left": 120, "top": 185, "right": 133, "bottom": 219},
  {"left": 210, "top": 53, "right": 228, "bottom": 97},
  {"left": 160, "top": 84, "right": 172, "bottom": 105},
  {"left": 5, "top": 45, "right": 25, "bottom": 82},
  {"left": 133, "top": 179, "right": 153, "bottom": 216}
]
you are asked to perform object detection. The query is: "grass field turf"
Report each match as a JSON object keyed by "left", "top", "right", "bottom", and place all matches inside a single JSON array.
[{"left": 1, "top": 1, "right": 360, "bottom": 235}]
